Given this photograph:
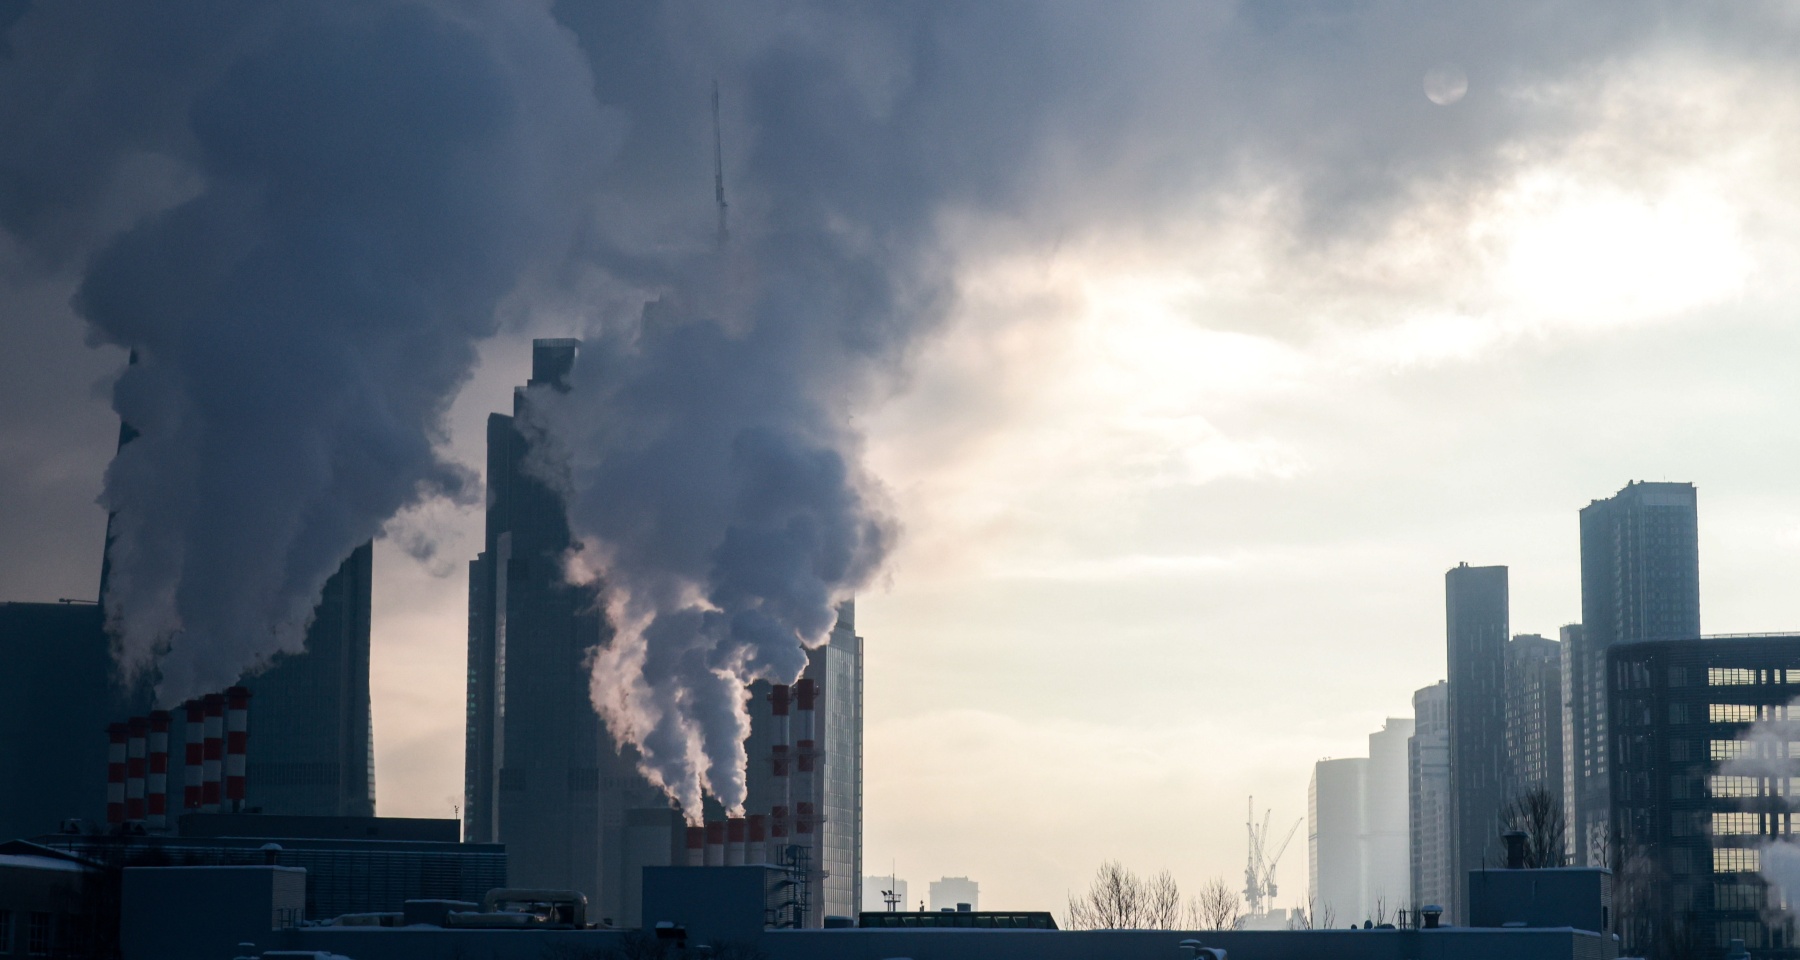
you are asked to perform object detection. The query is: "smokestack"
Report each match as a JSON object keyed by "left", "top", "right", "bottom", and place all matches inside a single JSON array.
[
  {"left": 768, "top": 815, "right": 789, "bottom": 864},
  {"left": 726, "top": 816, "right": 746, "bottom": 866},
  {"left": 746, "top": 814, "right": 767, "bottom": 865},
  {"left": 147, "top": 711, "right": 171, "bottom": 832},
  {"left": 704, "top": 820, "right": 726, "bottom": 867},
  {"left": 201, "top": 693, "right": 224, "bottom": 813},
  {"left": 794, "top": 678, "right": 817, "bottom": 852},
  {"left": 106, "top": 723, "right": 127, "bottom": 826},
  {"left": 183, "top": 699, "right": 205, "bottom": 812},
  {"left": 1503, "top": 830, "right": 1527, "bottom": 870},
  {"left": 125, "top": 716, "right": 148, "bottom": 823},
  {"left": 686, "top": 826, "right": 705, "bottom": 867},
  {"left": 769, "top": 684, "right": 791, "bottom": 855},
  {"left": 225, "top": 686, "right": 251, "bottom": 812}
]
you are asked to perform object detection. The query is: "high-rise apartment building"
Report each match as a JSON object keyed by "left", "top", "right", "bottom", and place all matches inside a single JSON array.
[
  {"left": 1408, "top": 681, "right": 1452, "bottom": 914},
  {"left": 1504, "top": 633, "right": 1563, "bottom": 809},
  {"left": 1568, "top": 481, "right": 1700, "bottom": 867},
  {"left": 1445, "top": 562, "right": 1508, "bottom": 923},
  {"left": 1308, "top": 718, "right": 1413, "bottom": 926}
]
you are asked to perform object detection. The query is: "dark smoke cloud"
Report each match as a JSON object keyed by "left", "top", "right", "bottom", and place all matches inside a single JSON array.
[{"left": 0, "top": 1, "right": 609, "bottom": 703}]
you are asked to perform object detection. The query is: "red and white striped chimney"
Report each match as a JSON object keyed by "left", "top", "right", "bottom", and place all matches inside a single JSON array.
[
  {"left": 182, "top": 699, "right": 205, "bottom": 812},
  {"left": 746, "top": 814, "right": 767, "bottom": 865},
  {"left": 686, "top": 826, "right": 705, "bottom": 867},
  {"left": 768, "top": 684, "right": 791, "bottom": 856},
  {"left": 146, "top": 711, "right": 171, "bottom": 832},
  {"left": 794, "top": 678, "right": 818, "bottom": 852},
  {"left": 125, "top": 717, "right": 148, "bottom": 823},
  {"left": 726, "top": 816, "right": 747, "bottom": 866},
  {"left": 201, "top": 693, "right": 224, "bottom": 813},
  {"left": 106, "top": 723, "right": 127, "bottom": 826},
  {"left": 704, "top": 819, "right": 726, "bottom": 867},
  {"left": 225, "top": 686, "right": 251, "bottom": 812},
  {"left": 768, "top": 813, "right": 789, "bottom": 863}
]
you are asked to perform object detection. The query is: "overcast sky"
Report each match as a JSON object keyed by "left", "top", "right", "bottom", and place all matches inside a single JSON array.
[{"left": 4, "top": 0, "right": 1800, "bottom": 917}]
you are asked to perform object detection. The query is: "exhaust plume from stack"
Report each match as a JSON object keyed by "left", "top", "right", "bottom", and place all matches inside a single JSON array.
[{"left": 0, "top": 2, "right": 610, "bottom": 705}]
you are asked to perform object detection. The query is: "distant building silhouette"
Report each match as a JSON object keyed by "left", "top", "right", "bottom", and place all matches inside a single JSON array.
[
  {"left": 1568, "top": 481, "right": 1699, "bottom": 867},
  {"left": 1408, "top": 681, "right": 1451, "bottom": 915},
  {"left": 1445, "top": 562, "right": 1508, "bottom": 924},
  {"left": 1309, "top": 718, "right": 1412, "bottom": 925},
  {"left": 929, "top": 876, "right": 979, "bottom": 912},
  {"left": 1504, "top": 632, "right": 1563, "bottom": 810}
]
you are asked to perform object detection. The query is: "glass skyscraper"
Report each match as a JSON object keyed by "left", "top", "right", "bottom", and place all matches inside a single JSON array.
[
  {"left": 1568, "top": 481, "right": 1700, "bottom": 867},
  {"left": 1445, "top": 562, "right": 1508, "bottom": 924}
]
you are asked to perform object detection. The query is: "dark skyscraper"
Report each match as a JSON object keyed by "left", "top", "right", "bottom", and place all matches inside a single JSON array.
[
  {"left": 1568, "top": 481, "right": 1700, "bottom": 867},
  {"left": 1445, "top": 562, "right": 1508, "bottom": 923},
  {"left": 241, "top": 542, "right": 376, "bottom": 817},
  {"left": 464, "top": 338, "right": 671, "bottom": 915}
]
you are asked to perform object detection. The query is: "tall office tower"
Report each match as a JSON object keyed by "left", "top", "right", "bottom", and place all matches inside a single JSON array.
[
  {"left": 1308, "top": 756, "right": 1364, "bottom": 925},
  {"left": 241, "top": 542, "right": 376, "bottom": 816},
  {"left": 464, "top": 339, "right": 619, "bottom": 901},
  {"left": 1503, "top": 633, "right": 1563, "bottom": 811},
  {"left": 1568, "top": 481, "right": 1700, "bottom": 867},
  {"left": 1445, "top": 563, "right": 1508, "bottom": 923},
  {"left": 1362, "top": 718, "right": 1414, "bottom": 917},
  {"left": 1408, "top": 681, "right": 1452, "bottom": 914},
  {"left": 1557, "top": 623, "right": 1582, "bottom": 866},
  {"left": 742, "top": 605, "right": 865, "bottom": 925},
  {"left": 1309, "top": 719, "right": 1413, "bottom": 926}
]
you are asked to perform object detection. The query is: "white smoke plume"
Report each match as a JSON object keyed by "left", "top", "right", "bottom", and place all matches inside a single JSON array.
[
  {"left": 0, "top": 1, "right": 611, "bottom": 704},
  {"left": 1720, "top": 699, "right": 1800, "bottom": 917}
]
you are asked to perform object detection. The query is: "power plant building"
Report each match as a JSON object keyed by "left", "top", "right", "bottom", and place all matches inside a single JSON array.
[{"left": 1568, "top": 481, "right": 1700, "bottom": 867}]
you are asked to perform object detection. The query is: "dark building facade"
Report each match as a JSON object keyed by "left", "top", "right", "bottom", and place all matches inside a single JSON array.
[
  {"left": 1445, "top": 562, "right": 1509, "bottom": 923},
  {"left": 1570, "top": 481, "right": 1700, "bottom": 867},
  {"left": 1606, "top": 634, "right": 1800, "bottom": 959},
  {"left": 1505, "top": 633, "right": 1564, "bottom": 806},
  {"left": 241, "top": 543, "right": 376, "bottom": 817}
]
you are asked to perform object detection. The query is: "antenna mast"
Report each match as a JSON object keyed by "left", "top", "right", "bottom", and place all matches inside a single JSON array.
[{"left": 712, "top": 80, "right": 728, "bottom": 246}]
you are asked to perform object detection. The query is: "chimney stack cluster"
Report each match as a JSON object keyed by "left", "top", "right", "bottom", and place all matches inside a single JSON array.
[
  {"left": 105, "top": 685, "right": 251, "bottom": 830},
  {"left": 692, "top": 679, "right": 823, "bottom": 873}
]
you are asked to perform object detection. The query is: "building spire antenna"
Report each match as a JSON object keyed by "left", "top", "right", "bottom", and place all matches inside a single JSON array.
[{"left": 712, "top": 80, "right": 728, "bottom": 246}]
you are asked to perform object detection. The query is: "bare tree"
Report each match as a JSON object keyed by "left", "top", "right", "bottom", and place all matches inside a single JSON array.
[
  {"left": 1369, "top": 894, "right": 1389, "bottom": 927},
  {"left": 1145, "top": 869, "right": 1183, "bottom": 929},
  {"left": 1189, "top": 876, "right": 1241, "bottom": 930},
  {"left": 1065, "top": 861, "right": 1185, "bottom": 930},
  {"left": 1285, "top": 895, "right": 1331, "bottom": 930},
  {"left": 1500, "top": 786, "right": 1566, "bottom": 868}
]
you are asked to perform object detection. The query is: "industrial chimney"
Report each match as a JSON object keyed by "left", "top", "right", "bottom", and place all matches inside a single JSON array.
[{"left": 146, "top": 710, "right": 171, "bottom": 831}]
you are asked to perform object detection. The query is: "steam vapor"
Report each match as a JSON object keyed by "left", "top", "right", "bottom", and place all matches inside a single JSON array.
[{"left": 0, "top": 1, "right": 608, "bottom": 704}]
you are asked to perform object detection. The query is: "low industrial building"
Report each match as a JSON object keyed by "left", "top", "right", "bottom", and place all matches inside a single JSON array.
[
  {"left": 121, "top": 863, "right": 1619, "bottom": 960},
  {"left": 0, "top": 841, "right": 99, "bottom": 956}
]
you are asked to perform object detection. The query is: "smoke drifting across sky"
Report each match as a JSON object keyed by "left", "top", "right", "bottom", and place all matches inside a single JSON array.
[
  {"left": 3, "top": 0, "right": 1796, "bottom": 837},
  {"left": 0, "top": 1, "right": 608, "bottom": 703}
]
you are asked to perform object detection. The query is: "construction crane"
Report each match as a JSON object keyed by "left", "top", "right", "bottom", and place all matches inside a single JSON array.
[{"left": 1243, "top": 796, "right": 1302, "bottom": 919}]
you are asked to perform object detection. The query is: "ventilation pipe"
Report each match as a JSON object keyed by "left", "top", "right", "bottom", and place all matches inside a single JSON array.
[
  {"left": 201, "top": 693, "right": 224, "bottom": 813},
  {"left": 146, "top": 710, "right": 171, "bottom": 831},
  {"left": 106, "top": 723, "right": 127, "bottom": 825},
  {"left": 769, "top": 684, "right": 791, "bottom": 856},
  {"left": 686, "top": 826, "right": 705, "bottom": 867},
  {"left": 225, "top": 686, "right": 251, "bottom": 812},
  {"left": 794, "top": 678, "right": 818, "bottom": 853},
  {"left": 182, "top": 699, "right": 205, "bottom": 812},
  {"left": 125, "top": 717, "right": 148, "bottom": 823},
  {"left": 746, "top": 814, "right": 767, "bottom": 865},
  {"left": 704, "top": 820, "right": 726, "bottom": 867}
]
